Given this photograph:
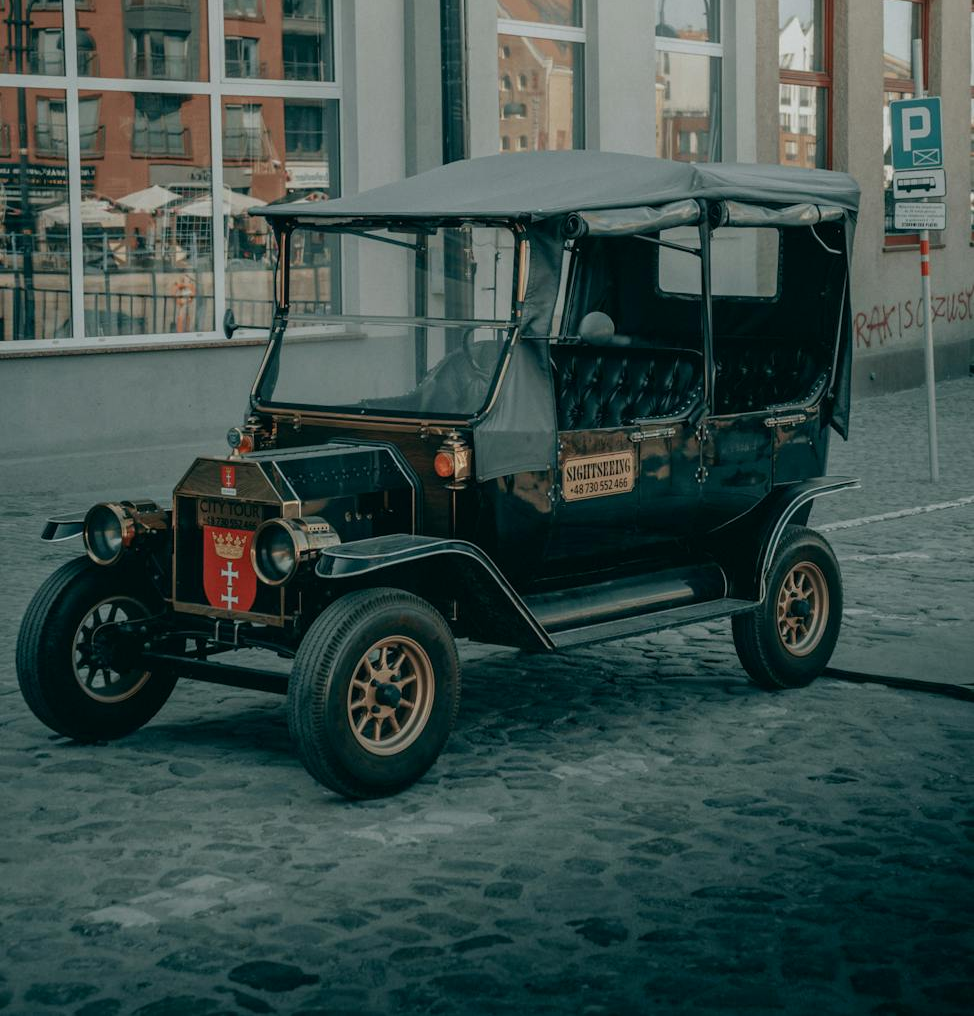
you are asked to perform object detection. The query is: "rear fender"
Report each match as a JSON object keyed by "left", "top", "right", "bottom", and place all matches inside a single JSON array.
[
  {"left": 704, "top": 476, "right": 859, "bottom": 602},
  {"left": 314, "top": 534, "right": 553, "bottom": 650}
]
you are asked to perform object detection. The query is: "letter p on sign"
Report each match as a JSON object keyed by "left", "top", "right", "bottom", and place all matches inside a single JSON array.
[
  {"left": 890, "top": 96, "right": 943, "bottom": 171},
  {"left": 902, "top": 107, "right": 930, "bottom": 151}
]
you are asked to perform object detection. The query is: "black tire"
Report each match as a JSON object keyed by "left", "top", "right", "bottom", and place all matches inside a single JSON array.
[
  {"left": 288, "top": 588, "right": 461, "bottom": 799},
  {"left": 732, "top": 525, "right": 842, "bottom": 690},
  {"left": 16, "top": 557, "right": 178, "bottom": 741}
]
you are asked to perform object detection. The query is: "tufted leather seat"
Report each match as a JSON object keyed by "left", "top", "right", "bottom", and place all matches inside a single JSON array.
[
  {"left": 551, "top": 344, "right": 703, "bottom": 430},
  {"left": 714, "top": 342, "right": 827, "bottom": 416}
]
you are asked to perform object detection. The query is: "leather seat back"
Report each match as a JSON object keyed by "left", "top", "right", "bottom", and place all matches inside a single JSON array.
[
  {"left": 551, "top": 344, "right": 703, "bottom": 430},
  {"left": 714, "top": 342, "right": 827, "bottom": 415}
]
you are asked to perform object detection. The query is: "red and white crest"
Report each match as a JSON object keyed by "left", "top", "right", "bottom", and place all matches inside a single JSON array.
[
  {"left": 203, "top": 526, "right": 257, "bottom": 613},
  {"left": 220, "top": 464, "right": 237, "bottom": 495}
]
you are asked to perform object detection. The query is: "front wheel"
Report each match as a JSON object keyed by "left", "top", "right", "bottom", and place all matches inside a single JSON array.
[
  {"left": 16, "top": 558, "right": 178, "bottom": 741},
  {"left": 732, "top": 525, "right": 842, "bottom": 690},
  {"left": 288, "top": 588, "right": 461, "bottom": 799}
]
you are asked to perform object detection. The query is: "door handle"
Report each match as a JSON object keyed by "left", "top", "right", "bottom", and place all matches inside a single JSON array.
[{"left": 630, "top": 426, "right": 677, "bottom": 443}]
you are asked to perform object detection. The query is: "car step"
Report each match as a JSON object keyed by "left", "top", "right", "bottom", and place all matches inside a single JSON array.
[{"left": 547, "top": 598, "right": 756, "bottom": 649}]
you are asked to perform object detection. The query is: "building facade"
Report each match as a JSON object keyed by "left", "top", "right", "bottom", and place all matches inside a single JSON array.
[{"left": 1, "top": 0, "right": 972, "bottom": 475}]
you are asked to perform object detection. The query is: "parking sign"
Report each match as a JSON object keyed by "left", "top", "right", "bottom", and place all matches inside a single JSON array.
[{"left": 890, "top": 97, "right": 943, "bottom": 171}]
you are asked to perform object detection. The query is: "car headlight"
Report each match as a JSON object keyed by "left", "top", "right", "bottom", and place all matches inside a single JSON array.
[
  {"left": 83, "top": 500, "right": 168, "bottom": 566},
  {"left": 83, "top": 503, "right": 134, "bottom": 566},
  {"left": 252, "top": 517, "right": 340, "bottom": 586}
]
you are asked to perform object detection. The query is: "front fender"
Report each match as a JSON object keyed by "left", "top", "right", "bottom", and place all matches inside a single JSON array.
[
  {"left": 41, "top": 512, "right": 86, "bottom": 542},
  {"left": 704, "top": 476, "right": 859, "bottom": 602},
  {"left": 315, "top": 534, "right": 553, "bottom": 650}
]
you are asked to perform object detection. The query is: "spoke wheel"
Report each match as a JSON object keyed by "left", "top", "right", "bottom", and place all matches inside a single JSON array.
[
  {"left": 347, "top": 637, "right": 435, "bottom": 756},
  {"left": 73, "top": 596, "right": 152, "bottom": 703},
  {"left": 732, "top": 525, "right": 842, "bottom": 690},
  {"left": 289, "top": 588, "right": 461, "bottom": 799},
  {"left": 16, "top": 558, "right": 178, "bottom": 742},
  {"left": 775, "top": 562, "right": 828, "bottom": 658}
]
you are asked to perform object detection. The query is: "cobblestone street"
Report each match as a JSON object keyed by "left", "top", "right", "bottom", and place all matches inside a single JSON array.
[{"left": 1, "top": 379, "right": 972, "bottom": 1015}]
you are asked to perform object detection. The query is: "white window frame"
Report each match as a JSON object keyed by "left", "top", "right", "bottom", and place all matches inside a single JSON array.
[
  {"left": 0, "top": 0, "right": 344, "bottom": 353},
  {"left": 654, "top": 1, "right": 725, "bottom": 162}
]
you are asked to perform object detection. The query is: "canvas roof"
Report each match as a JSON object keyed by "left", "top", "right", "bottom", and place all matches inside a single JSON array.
[{"left": 256, "top": 151, "right": 860, "bottom": 223}]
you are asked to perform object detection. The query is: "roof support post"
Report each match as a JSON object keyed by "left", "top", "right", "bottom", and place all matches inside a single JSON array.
[{"left": 698, "top": 205, "right": 715, "bottom": 414}]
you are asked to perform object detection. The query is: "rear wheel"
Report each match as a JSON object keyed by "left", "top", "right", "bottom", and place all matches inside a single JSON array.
[
  {"left": 732, "top": 525, "right": 842, "bottom": 690},
  {"left": 288, "top": 588, "right": 461, "bottom": 799},
  {"left": 16, "top": 558, "right": 178, "bottom": 740}
]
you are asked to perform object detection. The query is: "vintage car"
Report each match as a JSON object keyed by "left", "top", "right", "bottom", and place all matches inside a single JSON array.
[{"left": 17, "top": 152, "right": 860, "bottom": 799}]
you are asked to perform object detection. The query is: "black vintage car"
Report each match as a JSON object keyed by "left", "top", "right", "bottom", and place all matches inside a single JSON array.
[{"left": 18, "top": 152, "right": 861, "bottom": 799}]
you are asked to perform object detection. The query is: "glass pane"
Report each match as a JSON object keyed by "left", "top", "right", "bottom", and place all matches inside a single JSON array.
[
  {"left": 0, "top": 2, "right": 64, "bottom": 75},
  {"left": 76, "top": 0, "right": 208, "bottom": 81},
  {"left": 79, "top": 89, "right": 213, "bottom": 336},
  {"left": 883, "top": 0, "right": 922, "bottom": 82},
  {"left": 778, "top": 83, "right": 827, "bottom": 168},
  {"left": 970, "top": 10, "right": 974, "bottom": 88},
  {"left": 656, "top": 0, "right": 719, "bottom": 43},
  {"left": 970, "top": 96, "right": 973, "bottom": 232},
  {"left": 269, "top": 226, "right": 514, "bottom": 414},
  {"left": 779, "top": 0, "right": 824, "bottom": 72},
  {"left": 224, "top": 0, "right": 335, "bottom": 82},
  {"left": 224, "top": 97, "right": 340, "bottom": 330},
  {"left": 496, "top": 0, "right": 582, "bottom": 28},
  {"left": 659, "top": 228, "right": 779, "bottom": 299},
  {"left": 656, "top": 52, "right": 721, "bottom": 163},
  {"left": 883, "top": 87, "right": 913, "bottom": 232},
  {"left": 0, "top": 86, "right": 72, "bottom": 339},
  {"left": 497, "top": 34, "right": 583, "bottom": 152}
]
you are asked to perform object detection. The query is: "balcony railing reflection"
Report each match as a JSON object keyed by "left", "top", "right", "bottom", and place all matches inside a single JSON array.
[
  {"left": 128, "top": 54, "right": 192, "bottom": 79},
  {"left": 282, "top": 58, "right": 328, "bottom": 80},
  {"left": 224, "top": 0, "right": 264, "bottom": 17},
  {"left": 284, "top": 0, "right": 327, "bottom": 18},
  {"left": 132, "top": 125, "right": 191, "bottom": 158},
  {"left": 28, "top": 52, "right": 65, "bottom": 75},
  {"left": 284, "top": 128, "right": 325, "bottom": 159},
  {"left": 224, "top": 127, "right": 271, "bottom": 160},
  {"left": 35, "top": 124, "right": 105, "bottom": 158},
  {"left": 0, "top": 124, "right": 10, "bottom": 159},
  {"left": 77, "top": 50, "right": 100, "bottom": 76},
  {"left": 225, "top": 58, "right": 267, "bottom": 78},
  {"left": 125, "top": 0, "right": 192, "bottom": 10}
]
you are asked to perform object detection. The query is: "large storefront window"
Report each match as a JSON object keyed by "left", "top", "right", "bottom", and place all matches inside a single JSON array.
[
  {"left": 655, "top": 0, "right": 722, "bottom": 163},
  {"left": 778, "top": 0, "right": 831, "bottom": 169},
  {"left": 496, "top": 1, "right": 585, "bottom": 153},
  {"left": 882, "top": 0, "right": 929, "bottom": 242},
  {"left": 0, "top": 0, "right": 340, "bottom": 345}
]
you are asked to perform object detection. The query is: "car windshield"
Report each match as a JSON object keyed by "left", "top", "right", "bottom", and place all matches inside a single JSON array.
[{"left": 260, "top": 223, "right": 519, "bottom": 418}]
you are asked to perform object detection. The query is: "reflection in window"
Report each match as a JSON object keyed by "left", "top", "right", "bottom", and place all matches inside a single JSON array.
[
  {"left": 133, "top": 95, "right": 190, "bottom": 158},
  {"left": 224, "top": 97, "right": 340, "bottom": 329},
  {"left": 129, "top": 30, "right": 191, "bottom": 80},
  {"left": 0, "top": 86, "right": 73, "bottom": 340},
  {"left": 883, "top": 0, "right": 927, "bottom": 236},
  {"left": 497, "top": 33, "right": 583, "bottom": 152},
  {"left": 656, "top": 0, "right": 720, "bottom": 42},
  {"left": 778, "top": 0, "right": 830, "bottom": 169},
  {"left": 496, "top": 0, "right": 582, "bottom": 28},
  {"left": 226, "top": 0, "right": 334, "bottom": 82},
  {"left": 656, "top": 51, "right": 721, "bottom": 164},
  {"left": 30, "top": 29, "right": 64, "bottom": 75},
  {"left": 76, "top": 90, "right": 213, "bottom": 338}
]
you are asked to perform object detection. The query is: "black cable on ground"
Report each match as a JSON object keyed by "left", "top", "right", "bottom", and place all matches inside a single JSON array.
[{"left": 824, "top": 667, "right": 974, "bottom": 703}]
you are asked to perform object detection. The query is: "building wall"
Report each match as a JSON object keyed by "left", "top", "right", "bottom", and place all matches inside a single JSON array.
[{"left": 2, "top": 0, "right": 973, "bottom": 481}]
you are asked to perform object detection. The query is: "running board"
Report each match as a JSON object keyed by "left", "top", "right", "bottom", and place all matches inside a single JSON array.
[{"left": 549, "top": 598, "right": 756, "bottom": 649}]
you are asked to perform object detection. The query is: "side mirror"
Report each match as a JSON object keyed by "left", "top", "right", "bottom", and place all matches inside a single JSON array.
[{"left": 223, "top": 308, "right": 238, "bottom": 340}]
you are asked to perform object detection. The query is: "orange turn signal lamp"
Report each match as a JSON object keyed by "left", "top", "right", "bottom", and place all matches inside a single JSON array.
[
  {"left": 434, "top": 431, "right": 473, "bottom": 489},
  {"left": 226, "top": 427, "right": 255, "bottom": 456}
]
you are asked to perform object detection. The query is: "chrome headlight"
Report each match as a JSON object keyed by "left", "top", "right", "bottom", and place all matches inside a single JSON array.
[
  {"left": 83, "top": 503, "right": 134, "bottom": 566},
  {"left": 252, "top": 517, "right": 340, "bottom": 586},
  {"left": 83, "top": 500, "right": 167, "bottom": 566}
]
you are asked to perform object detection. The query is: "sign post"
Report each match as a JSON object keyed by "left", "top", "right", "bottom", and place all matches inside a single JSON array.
[{"left": 888, "top": 43, "right": 940, "bottom": 481}]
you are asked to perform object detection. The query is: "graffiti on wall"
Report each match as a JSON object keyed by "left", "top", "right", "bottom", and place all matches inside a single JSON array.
[{"left": 854, "top": 284, "right": 974, "bottom": 348}]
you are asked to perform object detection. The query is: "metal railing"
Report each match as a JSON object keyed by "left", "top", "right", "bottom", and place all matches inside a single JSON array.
[
  {"left": 284, "top": 127, "right": 326, "bottom": 159},
  {"left": 35, "top": 124, "right": 105, "bottom": 158},
  {"left": 28, "top": 51, "right": 65, "bottom": 75},
  {"left": 284, "top": 0, "right": 328, "bottom": 18},
  {"left": 131, "top": 125, "right": 191, "bottom": 158},
  {"left": 224, "top": 126, "right": 271, "bottom": 160},
  {"left": 282, "top": 58, "right": 328, "bottom": 81},
  {"left": 125, "top": 0, "right": 192, "bottom": 10},
  {"left": 77, "top": 50, "right": 100, "bottom": 76},
  {"left": 128, "top": 53, "right": 192, "bottom": 79},
  {"left": 0, "top": 124, "right": 10, "bottom": 159},
  {"left": 224, "top": 0, "right": 264, "bottom": 17},
  {"left": 224, "top": 58, "right": 267, "bottom": 78}
]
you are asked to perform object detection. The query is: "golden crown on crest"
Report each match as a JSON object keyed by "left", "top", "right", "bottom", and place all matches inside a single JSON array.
[{"left": 212, "top": 531, "right": 246, "bottom": 560}]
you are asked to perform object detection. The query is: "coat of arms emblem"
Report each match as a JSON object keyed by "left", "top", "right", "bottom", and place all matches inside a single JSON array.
[{"left": 203, "top": 526, "right": 257, "bottom": 612}]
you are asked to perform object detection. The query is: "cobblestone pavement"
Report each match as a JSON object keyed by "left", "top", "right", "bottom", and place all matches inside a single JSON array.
[{"left": 1, "top": 379, "right": 972, "bottom": 1015}]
